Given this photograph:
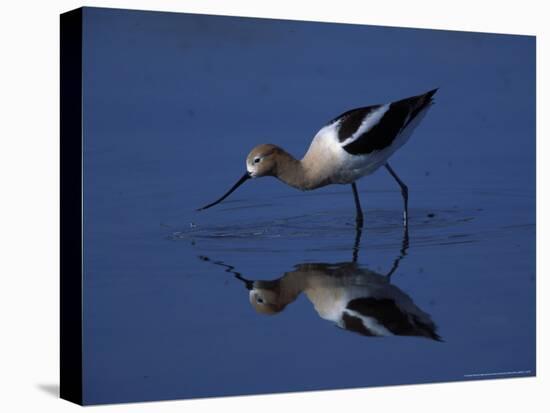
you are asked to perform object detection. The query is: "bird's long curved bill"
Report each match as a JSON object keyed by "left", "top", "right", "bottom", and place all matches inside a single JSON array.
[{"left": 197, "top": 172, "right": 250, "bottom": 211}]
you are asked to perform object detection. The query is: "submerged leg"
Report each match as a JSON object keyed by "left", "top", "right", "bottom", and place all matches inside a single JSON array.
[
  {"left": 386, "top": 225, "right": 410, "bottom": 279},
  {"left": 352, "top": 225, "right": 363, "bottom": 263},
  {"left": 351, "top": 182, "right": 364, "bottom": 228},
  {"left": 385, "top": 163, "right": 409, "bottom": 227}
]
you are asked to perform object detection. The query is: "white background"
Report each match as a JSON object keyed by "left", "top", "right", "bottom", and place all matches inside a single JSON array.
[{"left": 0, "top": 0, "right": 547, "bottom": 411}]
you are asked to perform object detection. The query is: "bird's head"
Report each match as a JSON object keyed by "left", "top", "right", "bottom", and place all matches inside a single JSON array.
[
  {"left": 196, "top": 143, "right": 284, "bottom": 211},
  {"left": 246, "top": 144, "right": 282, "bottom": 178},
  {"left": 248, "top": 285, "right": 286, "bottom": 315}
]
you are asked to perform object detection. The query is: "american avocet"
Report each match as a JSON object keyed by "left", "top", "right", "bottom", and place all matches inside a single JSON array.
[
  {"left": 246, "top": 261, "right": 441, "bottom": 340},
  {"left": 199, "top": 240, "right": 441, "bottom": 341},
  {"left": 198, "top": 89, "right": 438, "bottom": 227}
]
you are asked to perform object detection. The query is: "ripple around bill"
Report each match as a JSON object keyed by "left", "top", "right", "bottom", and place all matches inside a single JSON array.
[{"left": 169, "top": 207, "right": 485, "bottom": 252}]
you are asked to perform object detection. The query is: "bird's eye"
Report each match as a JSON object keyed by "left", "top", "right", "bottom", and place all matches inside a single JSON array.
[
  {"left": 256, "top": 297, "right": 264, "bottom": 304},
  {"left": 253, "top": 157, "right": 261, "bottom": 164}
]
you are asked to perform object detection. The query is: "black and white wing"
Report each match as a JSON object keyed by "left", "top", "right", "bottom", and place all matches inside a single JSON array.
[
  {"left": 328, "top": 89, "right": 438, "bottom": 155},
  {"left": 340, "top": 296, "right": 442, "bottom": 340}
]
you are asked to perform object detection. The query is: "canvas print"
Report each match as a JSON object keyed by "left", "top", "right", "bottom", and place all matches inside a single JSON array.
[{"left": 60, "top": 6, "right": 536, "bottom": 405}]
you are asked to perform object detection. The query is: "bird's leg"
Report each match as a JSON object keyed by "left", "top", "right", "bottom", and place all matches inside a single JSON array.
[
  {"left": 385, "top": 163, "right": 409, "bottom": 227},
  {"left": 351, "top": 182, "right": 364, "bottom": 229}
]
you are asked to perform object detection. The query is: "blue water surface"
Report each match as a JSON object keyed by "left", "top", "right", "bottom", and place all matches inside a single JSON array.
[{"left": 81, "top": 7, "right": 535, "bottom": 405}]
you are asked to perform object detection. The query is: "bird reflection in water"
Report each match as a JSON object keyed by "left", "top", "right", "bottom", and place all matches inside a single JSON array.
[{"left": 200, "top": 227, "right": 441, "bottom": 341}]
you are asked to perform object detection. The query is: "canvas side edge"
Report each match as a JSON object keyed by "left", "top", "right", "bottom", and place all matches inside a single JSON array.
[{"left": 60, "top": 7, "right": 84, "bottom": 406}]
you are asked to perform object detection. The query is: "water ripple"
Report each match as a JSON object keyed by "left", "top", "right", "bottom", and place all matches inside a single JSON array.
[{"left": 167, "top": 207, "right": 500, "bottom": 253}]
